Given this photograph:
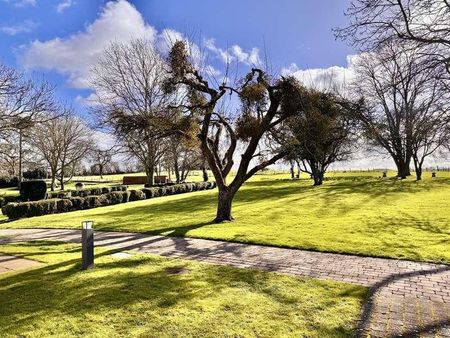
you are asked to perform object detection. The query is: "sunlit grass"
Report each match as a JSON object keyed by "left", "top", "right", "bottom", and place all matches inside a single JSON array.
[
  {"left": 2, "top": 171, "right": 450, "bottom": 263},
  {"left": 0, "top": 242, "right": 365, "bottom": 337}
]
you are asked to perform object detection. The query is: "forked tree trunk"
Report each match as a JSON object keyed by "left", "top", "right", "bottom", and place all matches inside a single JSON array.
[
  {"left": 413, "top": 156, "right": 423, "bottom": 181},
  {"left": 394, "top": 157, "right": 409, "bottom": 179}
]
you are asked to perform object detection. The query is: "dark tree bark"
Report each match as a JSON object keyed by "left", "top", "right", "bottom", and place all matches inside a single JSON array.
[
  {"left": 215, "top": 188, "right": 237, "bottom": 222},
  {"left": 289, "top": 160, "right": 295, "bottom": 179}
]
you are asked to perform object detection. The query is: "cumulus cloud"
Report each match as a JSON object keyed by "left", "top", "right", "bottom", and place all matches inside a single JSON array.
[
  {"left": 56, "top": 0, "right": 73, "bottom": 13},
  {"left": 281, "top": 55, "right": 357, "bottom": 93},
  {"left": 205, "top": 38, "right": 261, "bottom": 66},
  {"left": 19, "top": 0, "right": 261, "bottom": 93},
  {"left": 1, "top": 20, "right": 37, "bottom": 35},
  {"left": 20, "top": 0, "right": 156, "bottom": 88}
]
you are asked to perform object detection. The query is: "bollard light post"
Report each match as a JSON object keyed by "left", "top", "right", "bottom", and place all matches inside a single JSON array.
[{"left": 81, "top": 220, "right": 94, "bottom": 270}]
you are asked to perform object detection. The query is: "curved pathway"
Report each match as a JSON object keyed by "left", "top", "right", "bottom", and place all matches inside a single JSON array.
[{"left": 0, "top": 228, "right": 449, "bottom": 338}]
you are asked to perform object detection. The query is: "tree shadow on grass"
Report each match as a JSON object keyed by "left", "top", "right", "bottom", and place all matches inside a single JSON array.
[{"left": 0, "top": 242, "right": 364, "bottom": 338}]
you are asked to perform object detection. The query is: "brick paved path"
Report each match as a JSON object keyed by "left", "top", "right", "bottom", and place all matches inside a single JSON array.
[{"left": 0, "top": 228, "right": 449, "bottom": 337}]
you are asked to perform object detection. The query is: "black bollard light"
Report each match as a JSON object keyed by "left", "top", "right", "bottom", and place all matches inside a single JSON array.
[{"left": 81, "top": 221, "right": 94, "bottom": 270}]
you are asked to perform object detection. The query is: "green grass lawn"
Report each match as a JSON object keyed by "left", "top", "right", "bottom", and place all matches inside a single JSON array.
[
  {"left": 0, "top": 187, "right": 20, "bottom": 197},
  {"left": 0, "top": 241, "right": 365, "bottom": 338},
  {"left": 2, "top": 171, "right": 450, "bottom": 264}
]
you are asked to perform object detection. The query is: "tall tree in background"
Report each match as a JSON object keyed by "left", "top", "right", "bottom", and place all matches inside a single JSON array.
[
  {"left": 337, "top": 0, "right": 450, "bottom": 74},
  {"left": 91, "top": 39, "right": 182, "bottom": 186},
  {"left": 352, "top": 41, "right": 449, "bottom": 179},
  {"left": 31, "top": 110, "right": 92, "bottom": 190},
  {"left": 90, "top": 147, "right": 115, "bottom": 179},
  {"left": 284, "top": 90, "right": 356, "bottom": 186},
  {"left": 166, "top": 41, "right": 312, "bottom": 222},
  {"left": 0, "top": 63, "right": 56, "bottom": 187}
]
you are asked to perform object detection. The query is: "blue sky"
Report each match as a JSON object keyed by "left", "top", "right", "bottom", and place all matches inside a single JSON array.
[
  {"left": 0, "top": 0, "right": 355, "bottom": 113},
  {"left": 5, "top": 0, "right": 408, "bottom": 169}
]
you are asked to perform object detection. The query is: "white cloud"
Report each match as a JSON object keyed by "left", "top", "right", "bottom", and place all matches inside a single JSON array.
[
  {"left": 205, "top": 39, "right": 261, "bottom": 66},
  {"left": 0, "top": 20, "right": 37, "bottom": 35},
  {"left": 20, "top": 0, "right": 156, "bottom": 88},
  {"left": 56, "top": 0, "right": 73, "bottom": 13},
  {"left": 19, "top": 0, "right": 261, "bottom": 95},
  {"left": 281, "top": 55, "right": 357, "bottom": 92}
]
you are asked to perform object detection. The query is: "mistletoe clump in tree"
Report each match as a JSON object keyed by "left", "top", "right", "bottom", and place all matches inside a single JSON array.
[{"left": 166, "top": 41, "right": 312, "bottom": 223}]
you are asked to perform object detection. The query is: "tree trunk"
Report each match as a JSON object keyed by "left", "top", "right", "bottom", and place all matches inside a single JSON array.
[
  {"left": 18, "top": 130, "right": 23, "bottom": 190},
  {"left": 295, "top": 160, "right": 301, "bottom": 178},
  {"left": 145, "top": 165, "right": 154, "bottom": 186},
  {"left": 214, "top": 188, "right": 236, "bottom": 223},
  {"left": 174, "top": 157, "right": 180, "bottom": 184},
  {"left": 313, "top": 171, "right": 324, "bottom": 186},
  {"left": 412, "top": 156, "right": 422, "bottom": 181},
  {"left": 289, "top": 160, "right": 295, "bottom": 179},
  {"left": 50, "top": 174, "right": 56, "bottom": 192},
  {"left": 394, "top": 156, "right": 409, "bottom": 179},
  {"left": 202, "top": 165, "right": 209, "bottom": 182},
  {"left": 309, "top": 159, "right": 324, "bottom": 186}
]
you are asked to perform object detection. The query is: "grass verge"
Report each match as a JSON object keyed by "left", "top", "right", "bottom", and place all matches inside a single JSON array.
[{"left": 0, "top": 241, "right": 365, "bottom": 337}]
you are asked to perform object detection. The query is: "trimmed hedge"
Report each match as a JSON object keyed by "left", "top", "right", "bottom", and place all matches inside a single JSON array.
[
  {"left": 20, "top": 180, "right": 47, "bottom": 201},
  {"left": 129, "top": 189, "right": 145, "bottom": 201},
  {"left": 0, "top": 176, "right": 18, "bottom": 188},
  {"left": 2, "top": 182, "right": 217, "bottom": 220},
  {"left": 46, "top": 185, "right": 128, "bottom": 199}
]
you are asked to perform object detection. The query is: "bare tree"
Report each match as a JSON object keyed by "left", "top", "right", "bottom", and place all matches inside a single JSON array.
[
  {"left": 337, "top": 0, "right": 450, "bottom": 73},
  {"left": 166, "top": 41, "right": 313, "bottom": 222},
  {"left": 352, "top": 41, "right": 449, "bottom": 179},
  {"left": 90, "top": 39, "right": 182, "bottom": 186},
  {"left": 90, "top": 147, "right": 115, "bottom": 179},
  {"left": 31, "top": 110, "right": 92, "bottom": 191},
  {"left": 0, "top": 136, "right": 20, "bottom": 176},
  {"left": 0, "top": 63, "right": 57, "bottom": 187},
  {"left": 166, "top": 134, "right": 202, "bottom": 183}
]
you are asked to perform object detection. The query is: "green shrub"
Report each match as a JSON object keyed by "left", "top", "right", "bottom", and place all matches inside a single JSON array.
[
  {"left": 121, "top": 191, "right": 131, "bottom": 203},
  {"left": 20, "top": 180, "right": 47, "bottom": 201},
  {"left": 104, "top": 192, "right": 123, "bottom": 205},
  {"left": 158, "top": 187, "right": 167, "bottom": 196},
  {"left": 2, "top": 182, "right": 217, "bottom": 220},
  {"left": 2, "top": 199, "right": 62, "bottom": 219},
  {"left": 57, "top": 199, "right": 73, "bottom": 212},
  {"left": 90, "top": 188, "right": 102, "bottom": 196},
  {"left": 101, "top": 187, "right": 112, "bottom": 194},
  {"left": 75, "top": 182, "right": 84, "bottom": 190},
  {"left": 129, "top": 189, "right": 145, "bottom": 201},
  {"left": 165, "top": 186, "right": 175, "bottom": 195},
  {"left": 47, "top": 191, "right": 71, "bottom": 199},
  {"left": 2, "top": 202, "right": 28, "bottom": 219},
  {"left": 0, "top": 176, "right": 18, "bottom": 188},
  {"left": 69, "top": 197, "right": 85, "bottom": 210},
  {"left": 111, "top": 185, "right": 128, "bottom": 192},
  {"left": 83, "top": 195, "right": 107, "bottom": 209}
]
